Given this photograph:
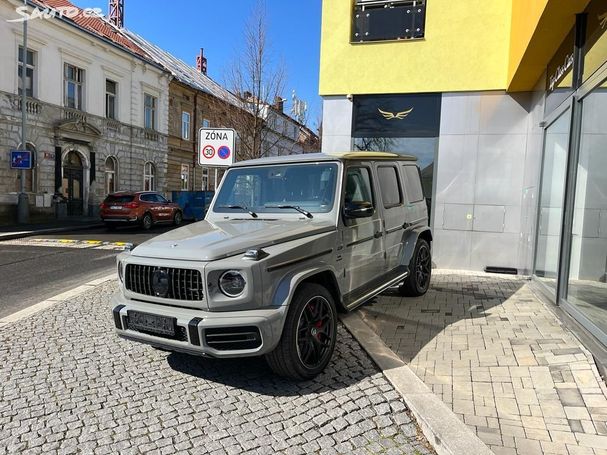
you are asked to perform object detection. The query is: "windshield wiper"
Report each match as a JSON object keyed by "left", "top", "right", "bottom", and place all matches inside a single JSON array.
[
  {"left": 218, "top": 205, "right": 258, "bottom": 218},
  {"left": 265, "top": 205, "right": 313, "bottom": 219}
]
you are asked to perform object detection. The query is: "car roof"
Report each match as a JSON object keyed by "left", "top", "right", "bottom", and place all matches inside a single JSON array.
[
  {"left": 230, "top": 152, "right": 418, "bottom": 167},
  {"left": 106, "top": 191, "right": 158, "bottom": 196}
]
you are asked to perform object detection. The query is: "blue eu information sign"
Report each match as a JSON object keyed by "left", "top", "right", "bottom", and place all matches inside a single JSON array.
[{"left": 10, "top": 150, "right": 32, "bottom": 170}]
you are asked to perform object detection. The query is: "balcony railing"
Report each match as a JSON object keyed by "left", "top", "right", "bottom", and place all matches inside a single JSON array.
[
  {"left": 10, "top": 96, "right": 43, "bottom": 115},
  {"left": 352, "top": 0, "right": 426, "bottom": 43},
  {"left": 64, "top": 108, "right": 88, "bottom": 123}
]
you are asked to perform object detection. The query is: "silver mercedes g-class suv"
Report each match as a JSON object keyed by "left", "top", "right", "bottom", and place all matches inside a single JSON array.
[{"left": 112, "top": 152, "right": 432, "bottom": 380}]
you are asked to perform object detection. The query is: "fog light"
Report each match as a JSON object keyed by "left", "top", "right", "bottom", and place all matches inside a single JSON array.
[{"left": 219, "top": 271, "right": 246, "bottom": 297}]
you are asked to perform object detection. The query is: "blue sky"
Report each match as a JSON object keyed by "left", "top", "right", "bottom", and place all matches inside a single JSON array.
[{"left": 72, "top": 0, "right": 323, "bottom": 129}]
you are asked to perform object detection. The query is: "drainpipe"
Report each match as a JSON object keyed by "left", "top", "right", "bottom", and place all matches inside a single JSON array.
[{"left": 17, "top": 0, "right": 29, "bottom": 223}]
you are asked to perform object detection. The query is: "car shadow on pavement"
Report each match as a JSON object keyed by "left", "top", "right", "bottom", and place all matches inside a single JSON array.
[
  {"left": 360, "top": 275, "right": 528, "bottom": 363},
  {"left": 166, "top": 325, "right": 382, "bottom": 396}
]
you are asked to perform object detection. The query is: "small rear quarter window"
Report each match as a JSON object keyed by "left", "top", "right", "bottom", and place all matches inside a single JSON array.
[{"left": 403, "top": 165, "right": 424, "bottom": 202}]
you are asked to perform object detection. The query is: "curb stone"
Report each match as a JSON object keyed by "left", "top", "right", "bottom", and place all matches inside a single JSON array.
[
  {"left": 0, "top": 223, "right": 104, "bottom": 241},
  {"left": 0, "top": 273, "right": 117, "bottom": 325},
  {"left": 340, "top": 311, "right": 494, "bottom": 455}
]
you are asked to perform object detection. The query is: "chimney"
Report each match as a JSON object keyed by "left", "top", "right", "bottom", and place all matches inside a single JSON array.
[
  {"left": 196, "top": 48, "right": 208, "bottom": 75},
  {"left": 108, "top": 0, "right": 124, "bottom": 28},
  {"left": 274, "top": 96, "right": 284, "bottom": 113}
]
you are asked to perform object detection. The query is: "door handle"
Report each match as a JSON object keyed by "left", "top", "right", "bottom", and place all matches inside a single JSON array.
[
  {"left": 403, "top": 222, "right": 412, "bottom": 230},
  {"left": 374, "top": 231, "right": 382, "bottom": 239}
]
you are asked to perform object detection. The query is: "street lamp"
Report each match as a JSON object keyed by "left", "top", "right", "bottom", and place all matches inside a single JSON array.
[{"left": 17, "top": 0, "right": 29, "bottom": 224}]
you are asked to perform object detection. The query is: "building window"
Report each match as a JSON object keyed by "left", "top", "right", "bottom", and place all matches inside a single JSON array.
[
  {"left": 144, "top": 93, "right": 157, "bottom": 130},
  {"left": 106, "top": 80, "right": 117, "bottom": 120},
  {"left": 18, "top": 47, "right": 36, "bottom": 98},
  {"left": 182, "top": 112, "right": 191, "bottom": 140},
  {"left": 202, "top": 118, "right": 211, "bottom": 128},
  {"left": 352, "top": 0, "right": 426, "bottom": 43},
  {"left": 144, "top": 162, "right": 156, "bottom": 191},
  {"left": 181, "top": 164, "right": 189, "bottom": 190},
  {"left": 64, "top": 63, "right": 85, "bottom": 110},
  {"left": 201, "top": 167, "right": 209, "bottom": 190},
  {"left": 105, "top": 156, "right": 118, "bottom": 194}
]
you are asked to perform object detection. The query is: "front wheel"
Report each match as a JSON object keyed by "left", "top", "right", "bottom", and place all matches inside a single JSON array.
[
  {"left": 265, "top": 283, "right": 337, "bottom": 380},
  {"left": 173, "top": 211, "right": 183, "bottom": 226},
  {"left": 399, "top": 239, "right": 432, "bottom": 297}
]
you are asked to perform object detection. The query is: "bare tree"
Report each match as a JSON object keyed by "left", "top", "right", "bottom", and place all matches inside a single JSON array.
[{"left": 211, "top": 1, "right": 287, "bottom": 161}]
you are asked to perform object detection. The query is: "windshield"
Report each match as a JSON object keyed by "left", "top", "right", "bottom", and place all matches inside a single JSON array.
[{"left": 214, "top": 163, "right": 339, "bottom": 215}]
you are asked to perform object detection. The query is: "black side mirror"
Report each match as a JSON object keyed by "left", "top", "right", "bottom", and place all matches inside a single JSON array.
[{"left": 344, "top": 201, "right": 374, "bottom": 218}]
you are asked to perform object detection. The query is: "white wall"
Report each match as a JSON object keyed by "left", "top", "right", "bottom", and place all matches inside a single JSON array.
[
  {"left": 432, "top": 90, "right": 543, "bottom": 271},
  {"left": 0, "top": 1, "right": 169, "bottom": 133},
  {"left": 321, "top": 96, "right": 352, "bottom": 152}
]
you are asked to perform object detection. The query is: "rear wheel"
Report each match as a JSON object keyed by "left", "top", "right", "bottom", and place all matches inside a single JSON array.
[
  {"left": 399, "top": 239, "right": 432, "bottom": 297},
  {"left": 266, "top": 283, "right": 337, "bottom": 380},
  {"left": 141, "top": 213, "right": 153, "bottom": 230},
  {"left": 173, "top": 211, "right": 183, "bottom": 226}
]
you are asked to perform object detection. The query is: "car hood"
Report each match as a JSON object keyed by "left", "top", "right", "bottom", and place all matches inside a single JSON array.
[{"left": 131, "top": 219, "right": 336, "bottom": 261}]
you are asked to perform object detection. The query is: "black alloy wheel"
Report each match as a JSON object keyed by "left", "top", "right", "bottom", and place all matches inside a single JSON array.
[
  {"left": 296, "top": 295, "right": 335, "bottom": 370},
  {"left": 265, "top": 283, "right": 337, "bottom": 380},
  {"left": 399, "top": 238, "right": 432, "bottom": 297}
]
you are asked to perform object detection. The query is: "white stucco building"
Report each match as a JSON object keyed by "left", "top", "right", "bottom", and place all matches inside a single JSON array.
[{"left": 0, "top": 0, "right": 170, "bottom": 221}]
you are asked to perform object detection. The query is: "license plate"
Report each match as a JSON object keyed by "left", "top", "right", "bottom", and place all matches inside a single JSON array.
[
  {"left": 110, "top": 205, "right": 122, "bottom": 210},
  {"left": 128, "top": 311, "right": 176, "bottom": 336}
]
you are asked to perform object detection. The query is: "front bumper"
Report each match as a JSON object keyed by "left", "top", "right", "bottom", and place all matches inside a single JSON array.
[{"left": 111, "top": 292, "right": 287, "bottom": 358}]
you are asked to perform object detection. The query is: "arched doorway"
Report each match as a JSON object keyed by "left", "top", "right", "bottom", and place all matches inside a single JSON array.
[{"left": 62, "top": 151, "right": 84, "bottom": 216}]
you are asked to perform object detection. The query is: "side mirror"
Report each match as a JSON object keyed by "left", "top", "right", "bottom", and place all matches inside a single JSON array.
[{"left": 344, "top": 201, "right": 374, "bottom": 218}]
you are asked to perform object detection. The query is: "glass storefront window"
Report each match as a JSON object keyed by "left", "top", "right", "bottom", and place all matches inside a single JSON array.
[
  {"left": 545, "top": 29, "right": 575, "bottom": 115},
  {"left": 353, "top": 137, "right": 438, "bottom": 218},
  {"left": 534, "top": 109, "right": 572, "bottom": 293},
  {"left": 566, "top": 85, "right": 607, "bottom": 332},
  {"left": 583, "top": 0, "right": 607, "bottom": 82}
]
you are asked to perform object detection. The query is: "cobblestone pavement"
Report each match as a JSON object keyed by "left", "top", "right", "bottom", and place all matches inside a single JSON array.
[
  {"left": 360, "top": 271, "right": 607, "bottom": 455},
  {"left": 0, "top": 281, "right": 434, "bottom": 455}
]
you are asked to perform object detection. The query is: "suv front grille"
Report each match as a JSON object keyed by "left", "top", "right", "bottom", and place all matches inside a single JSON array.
[{"left": 125, "top": 264, "right": 204, "bottom": 301}]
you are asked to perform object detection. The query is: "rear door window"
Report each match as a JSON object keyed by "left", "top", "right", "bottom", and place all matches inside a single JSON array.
[
  {"left": 377, "top": 166, "right": 402, "bottom": 208},
  {"left": 140, "top": 194, "right": 154, "bottom": 203}
]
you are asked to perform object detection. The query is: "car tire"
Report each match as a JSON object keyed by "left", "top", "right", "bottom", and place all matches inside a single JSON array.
[
  {"left": 141, "top": 213, "right": 153, "bottom": 231},
  {"left": 399, "top": 239, "right": 432, "bottom": 297},
  {"left": 265, "top": 283, "right": 337, "bottom": 381},
  {"left": 173, "top": 211, "right": 183, "bottom": 227}
]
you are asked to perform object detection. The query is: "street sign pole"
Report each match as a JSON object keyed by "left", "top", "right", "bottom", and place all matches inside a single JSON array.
[{"left": 17, "top": 0, "right": 29, "bottom": 224}]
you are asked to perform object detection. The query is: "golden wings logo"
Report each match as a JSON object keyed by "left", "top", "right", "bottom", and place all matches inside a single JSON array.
[{"left": 378, "top": 107, "right": 413, "bottom": 120}]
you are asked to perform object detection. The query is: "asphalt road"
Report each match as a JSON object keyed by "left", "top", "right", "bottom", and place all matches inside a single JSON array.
[{"left": 0, "top": 223, "right": 185, "bottom": 319}]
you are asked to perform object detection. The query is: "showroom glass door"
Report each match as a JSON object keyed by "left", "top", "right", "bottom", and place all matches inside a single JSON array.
[
  {"left": 564, "top": 75, "right": 607, "bottom": 339},
  {"left": 534, "top": 107, "right": 572, "bottom": 297}
]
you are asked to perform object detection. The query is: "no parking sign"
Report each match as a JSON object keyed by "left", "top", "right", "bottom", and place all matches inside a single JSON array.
[{"left": 198, "top": 128, "right": 235, "bottom": 167}]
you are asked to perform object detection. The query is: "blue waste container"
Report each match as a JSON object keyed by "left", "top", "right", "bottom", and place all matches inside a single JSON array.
[{"left": 171, "top": 191, "right": 214, "bottom": 221}]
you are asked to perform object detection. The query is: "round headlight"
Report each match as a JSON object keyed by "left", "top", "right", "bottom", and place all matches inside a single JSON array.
[{"left": 219, "top": 271, "right": 246, "bottom": 297}]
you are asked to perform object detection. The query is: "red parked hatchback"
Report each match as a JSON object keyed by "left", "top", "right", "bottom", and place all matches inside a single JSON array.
[{"left": 100, "top": 192, "right": 183, "bottom": 230}]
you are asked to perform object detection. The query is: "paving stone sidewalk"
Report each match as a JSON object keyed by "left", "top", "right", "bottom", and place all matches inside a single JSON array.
[
  {"left": 360, "top": 270, "right": 607, "bottom": 455},
  {"left": 0, "top": 281, "right": 434, "bottom": 455}
]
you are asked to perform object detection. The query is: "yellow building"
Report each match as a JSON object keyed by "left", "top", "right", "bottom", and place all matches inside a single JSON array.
[{"left": 320, "top": 0, "right": 607, "bottom": 343}]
